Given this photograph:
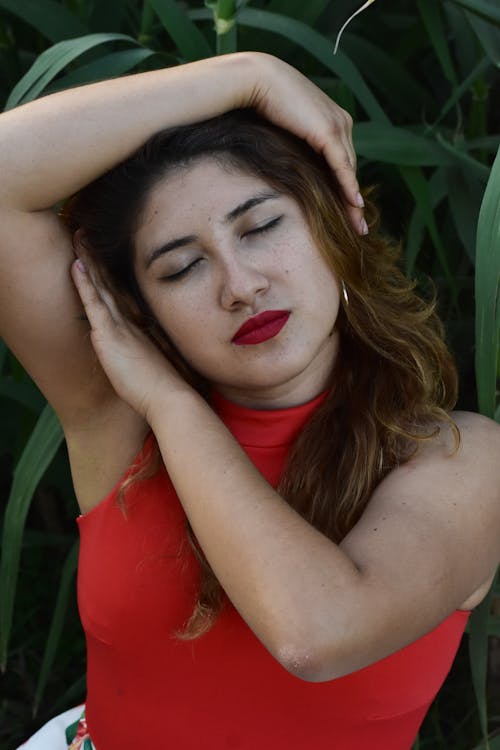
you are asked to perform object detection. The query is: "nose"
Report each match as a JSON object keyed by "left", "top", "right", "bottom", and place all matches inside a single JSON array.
[{"left": 219, "top": 256, "right": 270, "bottom": 310}]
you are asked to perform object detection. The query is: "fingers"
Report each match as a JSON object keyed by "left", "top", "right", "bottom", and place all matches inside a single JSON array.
[
  {"left": 71, "top": 257, "right": 120, "bottom": 332},
  {"left": 321, "top": 137, "right": 367, "bottom": 236}
]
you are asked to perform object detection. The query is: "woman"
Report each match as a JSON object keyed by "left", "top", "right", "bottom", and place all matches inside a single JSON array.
[{"left": 1, "top": 52, "right": 499, "bottom": 750}]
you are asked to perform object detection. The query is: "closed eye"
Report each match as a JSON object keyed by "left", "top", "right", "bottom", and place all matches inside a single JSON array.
[
  {"left": 160, "top": 258, "right": 202, "bottom": 282},
  {"left": 243, "top": 215, "right": 283, "bottom": 238}
]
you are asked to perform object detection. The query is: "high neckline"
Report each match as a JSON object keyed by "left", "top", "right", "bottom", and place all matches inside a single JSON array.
[{"left": 210, "top": 389, "right": 330, "bottom": 448}]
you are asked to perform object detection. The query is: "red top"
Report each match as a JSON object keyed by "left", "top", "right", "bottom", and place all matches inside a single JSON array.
[{"left": 77, "top": 391, "right": 469, "bottom": 750}]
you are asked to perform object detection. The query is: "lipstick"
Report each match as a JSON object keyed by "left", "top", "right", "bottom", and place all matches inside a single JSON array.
[{"left": 232, "top": 310, "right": 290, "bottom": 346}]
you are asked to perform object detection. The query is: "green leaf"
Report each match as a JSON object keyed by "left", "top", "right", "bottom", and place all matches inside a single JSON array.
[
  {"left": 89, "top": 0, "right": 130, "bottom": 32},
  {"left": 447, "top": 168, "right": 483, "bottom": 263},
  {"left": 353, "top": 123, "right": 454, "bottom": 166},
  {"left": 340, "top": 33, "right": 433, "bottom": 120},
  {"left": 0, "top": 0, "right": 88, "bottom": 43},
  {"left": 450, "top": 0, "right": 500, "bottom": 25},
  {"left": 235, "top": 7, "right": 387, "bottom": 122},
  {"left": 266, "top": 0, "right": 331, "bottom": 26},
  {"left": 464, "top": 9, "right": 500, "bottom": 66},
  {"left": 399, "top": 166, "right": 457, "bottom": 297},
  {"left": 5, "top": 33, "right": 140, "bottom": 110},
  {"left": 148, "top": 0, "right": 213, "bottom": 60},
  {"left": 430, "top": 57, "right": 491, "bottom": 129},
  {"left": 469, "top": 571, "right": 499, "bottom": 746},
  {"left": 34, "top": 541, "right": 79, "bottom": 715},
  {"left": 0, "top": 403, "right": 64, "bottom": 669},
  {"left": 405, "top": 168, "right": 447, "bottom": 276},
  {"left": 475, "top": 146, "right": 500, "bottom": 418},
  {"left": 46, "top": 48, "right": 157, "bottom": 92},
  {"left": 417, "top": 0, "right": 458, "bottom": 84}
]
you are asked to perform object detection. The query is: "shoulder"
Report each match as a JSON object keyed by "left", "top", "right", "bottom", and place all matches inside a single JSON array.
[{"left": 342, "top": 410, "right": 500, "bottom": 612}]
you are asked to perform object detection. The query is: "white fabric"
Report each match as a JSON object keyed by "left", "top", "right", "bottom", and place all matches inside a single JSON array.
[{"left": 17, "top": 705, "right": 86, "bottom": 749}]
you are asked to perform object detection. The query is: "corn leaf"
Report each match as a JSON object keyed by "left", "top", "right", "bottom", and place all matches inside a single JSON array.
[
  {"left": 148, "top": 0, "right": 213, "bottom": 60},
  {"left": 0, "top": 0, "right": 88, "bottom": 43},
  {"left": 0, "top": 403, "right": 64, "bottom": 669},
  {"left": 475, "top": 146, "right": 500, "bottom": 418},
  {"left": 5, "top": 33, "right": 140, "bottom": 110}
]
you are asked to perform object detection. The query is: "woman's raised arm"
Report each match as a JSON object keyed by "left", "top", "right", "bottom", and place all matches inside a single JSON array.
[{"left": 0, "top": 52, "right": 361, "bottom": 426}]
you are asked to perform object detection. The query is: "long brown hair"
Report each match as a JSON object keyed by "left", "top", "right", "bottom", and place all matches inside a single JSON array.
[{"left": 62, "top": 109, "right": 459, "bottom": 639}]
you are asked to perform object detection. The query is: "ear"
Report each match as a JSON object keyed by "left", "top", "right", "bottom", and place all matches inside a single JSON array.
[{"left": 72, "top": 227, "right": 88, "bottom": 257}]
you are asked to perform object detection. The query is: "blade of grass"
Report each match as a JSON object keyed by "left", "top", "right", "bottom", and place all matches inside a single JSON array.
[
  {"left": 475, "top": 146, "right": 500, "bottom": 418},
  {"left": 148, "top": 0, "right": 213, "bottom": 60},
  {"left": 5, "top": 33, "right": 139, "bottom": 110},
  {"left": 210, "top": 0, "right": 238, "bottom": 55},
  {"left": 0, "top": 0, "right": 88, "bottom": 43},
  {"left": 0, "top": 403, "right": 64, "bottom": 670},
  {"left": 33, "top": 541, "right": 79, "bottom": 716}
]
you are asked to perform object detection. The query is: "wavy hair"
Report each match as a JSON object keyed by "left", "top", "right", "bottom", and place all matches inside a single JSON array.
[{"left": 61, "top": 109, "right": 459, "bottom": 639}]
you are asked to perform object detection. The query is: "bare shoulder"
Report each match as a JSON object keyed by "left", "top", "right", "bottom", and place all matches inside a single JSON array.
[{"left": 341, "top": 410, "right": 500, "bottom": 615}]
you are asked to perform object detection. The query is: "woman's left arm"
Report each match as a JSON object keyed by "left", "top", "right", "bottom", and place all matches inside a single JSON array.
[{"left": 72, "top": 259, "right": 500, "bottom": 681}]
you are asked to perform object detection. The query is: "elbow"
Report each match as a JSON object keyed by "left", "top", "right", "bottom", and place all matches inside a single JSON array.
[{"left": 275, "top": 641, "right": 340, "bottom": 683}]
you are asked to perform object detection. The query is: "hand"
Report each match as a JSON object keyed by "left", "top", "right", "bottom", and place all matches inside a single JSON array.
[
  {"left": 244, "top": 53, "right": 366, "bottom": 235},
  {"left": 71, "top": 255, "right": 187, "bottom": 422}
]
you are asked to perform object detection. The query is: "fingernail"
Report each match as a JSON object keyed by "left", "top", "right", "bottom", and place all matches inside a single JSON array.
[
  {"left": 356, "top": 191, "right": 365, "bottom": 208},
  {"left": 360, "top": 218, "right": 368, "bottom": 235},
  {"left": 75, "top": 258, "right": 86, "bottom": 273}
]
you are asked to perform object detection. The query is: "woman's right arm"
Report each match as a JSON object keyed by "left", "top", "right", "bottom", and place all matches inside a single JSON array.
[{"left": 0, "top": 52, "right": 360, "bottom": 426}]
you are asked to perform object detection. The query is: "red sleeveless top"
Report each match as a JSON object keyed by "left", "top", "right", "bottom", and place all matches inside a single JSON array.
[{"left": 77, "top": 391, "right": 469, "bottom": 749}]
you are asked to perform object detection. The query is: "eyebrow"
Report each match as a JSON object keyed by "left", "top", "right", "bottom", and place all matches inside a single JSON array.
[{"left": 145, "top": 190, "right": 281, "bottom": 269}]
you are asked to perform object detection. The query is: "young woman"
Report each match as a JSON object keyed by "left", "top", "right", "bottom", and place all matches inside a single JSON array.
[{"left": 1, "top": 52, "right": 499, "bottom": 750}]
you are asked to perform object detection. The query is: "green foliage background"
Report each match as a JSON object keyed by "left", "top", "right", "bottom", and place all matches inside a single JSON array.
[{"left": 0, "top": 1, "right": 499, "bottom": 748}]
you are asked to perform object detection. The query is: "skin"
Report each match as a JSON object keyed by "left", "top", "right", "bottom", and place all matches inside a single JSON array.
[
  {"left": 71, "top": 160, "right": 500, "bottom": 682},
  {"left": 133, "top": 159, "right": 341, "bottom": 408},
  {"left": 0, "top": 51, "right": 498, "bottom": 682}
]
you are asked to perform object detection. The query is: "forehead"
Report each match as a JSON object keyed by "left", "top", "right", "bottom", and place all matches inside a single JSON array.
[{"left": 134, "top": 157, "right": 282, "bottom": 257}]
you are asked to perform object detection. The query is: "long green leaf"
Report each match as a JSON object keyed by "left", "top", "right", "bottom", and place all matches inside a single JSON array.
[
  {"left": 429, "top": 57, "right": 491, "bottom": 129},
  {"left": 464, "top": 9, "right": 500, "bottom": 66},
  {"left": 353, "top": 123, "right": 455, "bottom": 166},
  {"left": 266, "top": 0, "right": 330, "bottom": 26},
  {"left": 148, "top": 0, "right": 213, "bottom": 60},
  {"left": 399, "top": 166, "right": 457, "bottom": 297},
  {"left": 0, "top": 403, "right": 64, "bottom": 669},
  {"left": 34, "top": 541, "right": 79, "bottom": 715},
  {"left": 242, "top": 7, "right": 387, "bottom": 123},
  {"left": 190, "top": 6, "right": 387, "bottom": 122},
  {"left": 475, "top": 146, "right": 500, "bottom": 417},
  {"left": 5, "top": 34, "right": 139, "bottom": 110},
  {"left": 46, "top": 48, "right": 157, "bottom": 92},
  {"left": 0, "top": 0, "right": 87, "bottom": 43},
  {"left": 469, "top": 571, "right": 499, "bottom": 748},
  {"left": 451, "top": 0, "right": 500, "bottom": 25},
  {"left": 417, "top": 0, "right": 458, "bottom": 85},
  {"left": 405, "top": 168, "right": 447, "bottom": 276}
]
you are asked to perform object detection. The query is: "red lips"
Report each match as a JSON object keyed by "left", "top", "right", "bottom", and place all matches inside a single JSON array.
[{"left": 232, "top": 310, "right": 290, "bottom": 346}]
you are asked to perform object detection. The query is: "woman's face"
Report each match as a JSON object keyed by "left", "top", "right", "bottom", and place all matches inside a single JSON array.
[{"left": 133, "top": 158, "right": 341, "bottom": 408}]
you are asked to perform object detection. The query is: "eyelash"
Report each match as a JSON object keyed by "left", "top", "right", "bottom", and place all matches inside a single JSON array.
[{"left": 162, "top": 216, "right": 283, "bottom": 283}]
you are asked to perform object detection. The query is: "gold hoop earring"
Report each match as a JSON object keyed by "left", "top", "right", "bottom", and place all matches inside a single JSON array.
[{"left": 341, "top": 280, "right": 349, "bottom": 305}]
